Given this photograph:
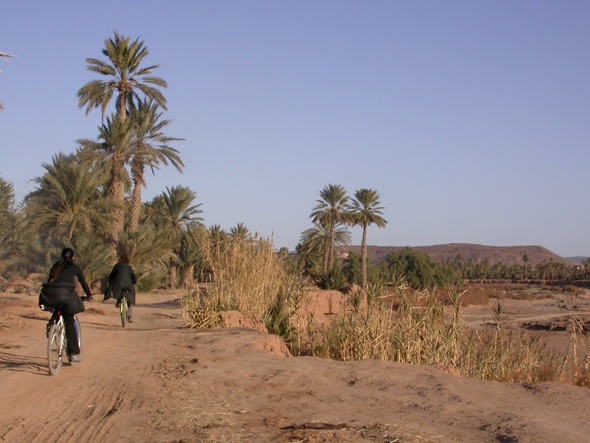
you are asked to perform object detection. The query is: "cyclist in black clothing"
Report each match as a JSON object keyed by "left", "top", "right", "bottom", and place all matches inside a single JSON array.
[
  {"left": 104, "top": 253, "right": 137, "bottom": 322},
  {"left": 39, "top": 248, "right": 92, "bottom": 364}
]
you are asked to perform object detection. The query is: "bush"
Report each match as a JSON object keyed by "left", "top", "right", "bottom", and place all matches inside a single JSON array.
[{"left": 381, "top": 247, "right": 460, "bottom": 289}]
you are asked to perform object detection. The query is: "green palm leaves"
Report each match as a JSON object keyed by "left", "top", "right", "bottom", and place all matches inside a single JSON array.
[
  {"left": 305, "top": 184, "right": 388, "bottom": 290},
  {"left": 310, "top": 184, "right": 351, "bottom": 274},
  {"left": 25, "top": 153, "right": 111, "bottom": 242},
  {"left": 147, "top": 186, "right": 203, "bottom": 288},
  {"left": 77, "top": 32, "right": 167, "bottom": 122}
]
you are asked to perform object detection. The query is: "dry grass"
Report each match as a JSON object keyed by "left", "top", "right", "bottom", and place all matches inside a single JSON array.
[
  {"left": 181, "top": 236, "right": 303, "bottom": 336},
  {"left": 562, "top": 296, "right": 590, "bottom": 387},
  {"left": 298, "top": 285, "right": 577, "bottom": 384},
  {"left": 181, "top": 245, "right": 589, "bottom": 386}
]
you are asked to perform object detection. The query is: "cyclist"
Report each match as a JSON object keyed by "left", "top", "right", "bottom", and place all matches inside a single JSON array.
[
  {"left": 39, "top": 248, "right": 92, "bottom": 364},
  {"left": 104, "top": 253, "right": 137, "bottom": 322}
]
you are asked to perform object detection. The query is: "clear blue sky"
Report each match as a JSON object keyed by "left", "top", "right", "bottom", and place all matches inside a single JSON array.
[{"left": 1, "top": 1, "right": 588, "bottom": 257}]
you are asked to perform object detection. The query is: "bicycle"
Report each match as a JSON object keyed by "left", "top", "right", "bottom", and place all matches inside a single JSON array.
[
  {"left": 119, "top": 287, "right": 131, "bottom": 327},
  {"left": 44, "top": 306, "right": 81, "bottom": 376}
]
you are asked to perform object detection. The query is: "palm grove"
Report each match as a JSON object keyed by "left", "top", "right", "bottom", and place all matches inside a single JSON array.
[{"left": 0, "top": 33, "right": 390, "bottom": 295}]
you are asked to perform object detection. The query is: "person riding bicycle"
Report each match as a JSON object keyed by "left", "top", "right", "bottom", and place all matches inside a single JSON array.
[
  {"left": 104, "top": 253, "right": 137, "bottom": 322},
  {"left": 39, "top": 248, "right": 92, "bottom": 364}
]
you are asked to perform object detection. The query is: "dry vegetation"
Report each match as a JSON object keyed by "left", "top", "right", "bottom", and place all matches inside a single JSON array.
[{"left": 180, "top": 242, "right": 590, "bottom": 389}]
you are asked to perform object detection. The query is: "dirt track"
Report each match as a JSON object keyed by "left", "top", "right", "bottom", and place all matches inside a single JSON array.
[{"left": 1, "top": 290, "right": 590, "bottom": 443}]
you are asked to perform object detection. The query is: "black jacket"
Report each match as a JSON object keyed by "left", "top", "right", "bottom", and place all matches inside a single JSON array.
[
  {"left": 39, "top": 262, "right": 90, "bottom": 315},
  {"left": 104, "top": 262, "right": 137, "bottom": 304}
]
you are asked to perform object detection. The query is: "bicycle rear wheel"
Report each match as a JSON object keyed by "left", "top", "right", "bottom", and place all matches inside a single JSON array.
[
  {"left": 47, "top": 324, "right": 64, "bottom": 376},
  {"left": 120, "top": 297, "right": 128, "bottom": 327},
  {"left": 74, "top": 316, "right": 82, "bottom": 351}
]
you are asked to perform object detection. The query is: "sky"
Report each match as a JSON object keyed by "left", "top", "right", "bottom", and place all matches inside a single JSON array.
[{"left": 1, "top": 1, "right": 589, "bottom": 257}]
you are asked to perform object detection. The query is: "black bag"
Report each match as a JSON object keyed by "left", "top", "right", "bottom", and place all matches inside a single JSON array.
[
  {"left": 69, "top": 293, "right": 86, "bottom": 315},
  {"left": 39, "top": 282, "right": 85, "bottom": 315}
]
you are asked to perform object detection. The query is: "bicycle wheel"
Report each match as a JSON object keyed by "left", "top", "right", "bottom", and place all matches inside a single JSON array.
[
  {"left": 74, "top": 316, "right": 82, "bottom": 351},
  {"left": 120, "top": 297, "right": 128, "bottom": 327},
  {"left": 47, "top": 324, "right": 64, "bottom": 376}
]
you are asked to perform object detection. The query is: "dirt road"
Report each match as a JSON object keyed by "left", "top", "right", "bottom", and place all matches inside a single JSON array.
[{"left": 1, "top": 290, "right": 590, "bottom": 443}]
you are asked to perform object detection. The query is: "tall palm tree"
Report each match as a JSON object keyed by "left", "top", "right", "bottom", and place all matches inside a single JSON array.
[
  {"left": 127, "top": 100, "right": 184, "bottom": 232},
  {"left": 349, "top": 188, "right": 387, "bottom": 291},
  {"left": 310, "top": 184, "right": 351, "bottom": 274},
  {"left": 77, "top": 115, "right": 135, "bottom": 244},
  {"left": 147, "top": 186, "right": 203, "bottom": 288},
  {"left": 77, "top": 32, "right": 167, "bottom": 123},
  {"left": 0, "top": 52, "right": 15, "bottom": 111}
]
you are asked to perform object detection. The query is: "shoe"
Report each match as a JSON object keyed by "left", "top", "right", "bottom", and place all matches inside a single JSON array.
[
  {"left": 127, "top": 316, "right": 133, "bottom": 323},
  {"left": 70, "top": 354, "right": 81, "bottom": 365},
  {"left": 115, "top": 300, "right": 121, "bottom": 308}
]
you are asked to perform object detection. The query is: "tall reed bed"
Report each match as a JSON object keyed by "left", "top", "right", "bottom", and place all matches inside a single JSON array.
[
  {"left": 562, "top": 297, "right": 590, "bottom": 387},
  {"left": 181, "top": 236, "right": 304, "bottom": 337},
  {"left": 324, "top": 286, "right": 566, "bottom": 383}
]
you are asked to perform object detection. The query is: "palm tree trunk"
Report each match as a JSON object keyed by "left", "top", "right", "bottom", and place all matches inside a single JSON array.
[
  {"left": 361, "top": 224, "right": 368, "bottom": 291},
  {"left": 169, "top": 257, "right": 177, "bottom": 289},
  {"left": 118, "top": 93, "right": 127, "bottom": 121},
  {"left": 109, "top": 162, "right": 126, "bottom": 246},
  {"left": 110, "top": 179, "right": 125, "bottom": 245},
  {"left": 129, "top": 166, "right": 144, "bottom": 233},
  {"left": 328, "top": 222, "right": 335, "bottom": 273},
  {"left": 322, "top": 237, "right": 330, "bottom": 274}
]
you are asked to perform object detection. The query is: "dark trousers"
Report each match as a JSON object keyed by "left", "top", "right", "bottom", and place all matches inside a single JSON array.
[{"left": 63, "top": 314, "right": 80, "bottom": 355}]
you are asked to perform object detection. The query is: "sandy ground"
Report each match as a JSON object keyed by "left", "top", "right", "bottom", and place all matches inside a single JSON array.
[{"left": 1, "top": 288, "right": 590, "bottom": 443}]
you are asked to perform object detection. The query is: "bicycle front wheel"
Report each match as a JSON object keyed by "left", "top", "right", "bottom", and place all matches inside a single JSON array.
[
  {"left": 120, "top": 298, "right": 128, "bottom": 327},
  {"left": 47, "top": 324, "right": 64, "bottom": 376}
]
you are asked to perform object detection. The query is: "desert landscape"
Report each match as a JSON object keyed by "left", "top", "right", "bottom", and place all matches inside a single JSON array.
[{"left": 1, "top": 282, "right": 589, "bottom": 443}]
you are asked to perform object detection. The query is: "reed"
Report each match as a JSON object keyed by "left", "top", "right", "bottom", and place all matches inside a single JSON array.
[
  {"left": 323, "top": 284, "right": 565, "bottom": 383},
  {"left": 181, "top": 236, "right": 304, "bottom": 336}
]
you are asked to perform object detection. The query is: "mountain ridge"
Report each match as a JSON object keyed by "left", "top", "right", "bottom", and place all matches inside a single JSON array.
[{"left": 340, "top": 243, "right": 578, "bottom": 267}]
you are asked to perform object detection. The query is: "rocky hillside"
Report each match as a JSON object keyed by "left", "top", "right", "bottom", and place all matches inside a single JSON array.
[{"left": 341, "top": 244, "right": 577, "bottom": 267}]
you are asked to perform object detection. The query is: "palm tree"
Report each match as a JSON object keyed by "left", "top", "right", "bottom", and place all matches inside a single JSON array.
[
  {"left": 77, "top": 114, "right": 135, "bottom": 244},
  {"left": 127, "top": 100, "right": 184, "bottom": 232},
  {"left": 77, "top": 32, "right": 167, "bottom": 123},
  {"left": 0, "top": 52, "right": 15, "bottom": 111},
  {"left": 310, "top": 184, "right": 351, "bottom": 274},
  {"left": 299, "top": 222, "right": 351, "bottom": 277},
  {"left": 0, "top": 175, "right": 17, "bottom": 261},
  {"left": 147, "top": 186, "right": 203, "bottom": 288},
  {"left": 349, "top": 188, "right": 387, "bottom": 291},
  {"left": 24, "top": 152, "right": 112, "bottom": 242},
  {"left": 229, "top": 222, "right": 251, "bottom": 242}
]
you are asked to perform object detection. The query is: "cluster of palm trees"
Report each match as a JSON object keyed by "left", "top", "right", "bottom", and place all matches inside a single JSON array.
[
  {"left": 0, "top": 34, "right": 207, "bottom": 289},
  {"left": 76, "top": 32, "right": 184, "bottom": 245},
  {"left": 299, "top": 184, "right": 387, "bottom": 291},
  {"left": 2, "top": 36, "right": 390, "bottom": 295}
]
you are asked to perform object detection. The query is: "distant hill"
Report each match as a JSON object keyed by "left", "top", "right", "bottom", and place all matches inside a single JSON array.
[
  {"left": 340, "top": 244, "right": 578, "bottom": 267},
  {"left": 566, "top": 256, "right": 589, "bottom": 266}
]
